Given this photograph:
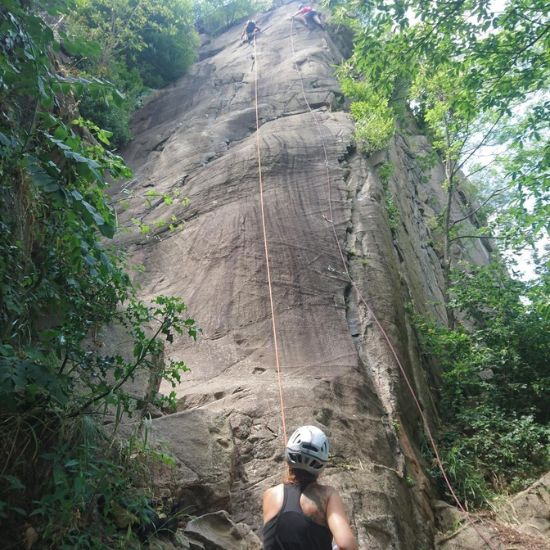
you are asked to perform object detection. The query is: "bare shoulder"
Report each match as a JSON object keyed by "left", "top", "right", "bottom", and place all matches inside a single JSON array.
[
  {"left": 262, "top": 484, "right": 284, "bottom": 523},
  {"left": 263, "top": 483, "right": 283, "bottom": 499},
  {"left": 299, "top": 482, "right": 335, "bottom": 526},
  {"left": 301, "top": 482, "right": 336, "bottom": 509},
  {"left": 313, "top": 482, "right": 337, "bottom": 498}
]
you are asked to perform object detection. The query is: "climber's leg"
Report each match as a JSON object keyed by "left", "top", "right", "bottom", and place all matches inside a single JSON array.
[
  {"left": 294, "top": 15, "right": 309, "bottom": 29},
  {"left": 306, "top": 11, "right": 324, "bottom": 30}
]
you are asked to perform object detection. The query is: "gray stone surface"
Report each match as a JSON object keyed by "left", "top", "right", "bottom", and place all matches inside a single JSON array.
[
  {"left": 147, "top": 513, "right": 261, "bottom": 550},
  {"left": 186, "top": 511, "right": 261, "bottom": 550},
  {"left": 434, "top": 479, "right": 550, "bottom": 550},
  {"left": 150, "top": 410, "right": 236, "bottom": 512},
  {"left": 112, "top": 3, "right": 509, "bottom": 549},
  {"left": 497, "top": 472, "right": 550, "bottom": 539}
]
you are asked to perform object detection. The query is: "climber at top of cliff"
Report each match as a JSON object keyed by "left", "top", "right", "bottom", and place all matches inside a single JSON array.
[
  {"left": 241, "top": 19, "right": 261, "bottom": 44},
  {"left": 290, "top": 4, "right": 325, "bottom": 30},
  {"left": 262, "top": 426, "right": 358, "bottom": 550}
]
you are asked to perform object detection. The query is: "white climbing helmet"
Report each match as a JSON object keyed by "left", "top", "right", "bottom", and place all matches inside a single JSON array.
[{"left": 285, "top": 425, "right": 329, "bottom": 475}]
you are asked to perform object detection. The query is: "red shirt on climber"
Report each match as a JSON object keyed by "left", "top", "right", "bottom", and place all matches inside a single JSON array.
[{"left": 290, "top": 5, "right": 325, "bottom": 30}]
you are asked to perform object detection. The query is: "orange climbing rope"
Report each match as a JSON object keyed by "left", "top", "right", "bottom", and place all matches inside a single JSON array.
[
  {"left": 252, "top": 35, "right": 288, "bottom": 446},
  {"left": 288, "top": 19, "right": 497, "bottom": 550}
]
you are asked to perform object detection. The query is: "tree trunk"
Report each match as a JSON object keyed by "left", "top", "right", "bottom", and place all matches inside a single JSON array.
[{"left": 442, "top": 121, "right": 456, "bottom": 329}]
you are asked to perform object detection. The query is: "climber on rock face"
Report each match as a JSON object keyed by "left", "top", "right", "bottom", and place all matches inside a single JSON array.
[
  {"left": 262, "top": 425, "right": 358, "bottom": 550},
  {"left": 290, "top": 4, "right": 325, "bottom": 30},
  {"left": 241, "top": 19, "right": 261, "bottom": 44}
]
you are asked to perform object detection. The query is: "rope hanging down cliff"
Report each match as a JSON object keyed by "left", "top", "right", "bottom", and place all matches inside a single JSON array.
[
  {"left": 288, "top": 18, "right": 497, "bottom": 550},
  {"left": 252, "top": 34, "right": 288, "bottom": 446}
]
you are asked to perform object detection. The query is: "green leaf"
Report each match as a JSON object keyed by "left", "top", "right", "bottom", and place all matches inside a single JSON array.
[
  {"left": 0, "top": 132, "right": 14, "bottom": 148},
  {"left": 1, "top": 475, "right": 25, "bottom": 491},
  {"left": 61, "top": 35, "right": 102, "bottom": 59},
  {"left": 29, "top": 165, "right": 60, "bottom": 193}
]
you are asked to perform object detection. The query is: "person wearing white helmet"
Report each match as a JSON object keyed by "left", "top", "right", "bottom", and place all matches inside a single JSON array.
[{"left": 262, "top": 425, "right": 358, "bottom": 550}]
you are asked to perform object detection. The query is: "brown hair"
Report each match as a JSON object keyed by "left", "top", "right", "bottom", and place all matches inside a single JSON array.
[{"left": 283, "top": 464, "right": 318, "bottom": 488}]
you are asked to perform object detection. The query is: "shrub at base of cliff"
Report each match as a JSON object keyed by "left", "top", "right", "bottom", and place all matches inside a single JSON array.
[
  {"left": 442, "top": 408, "right": 548, "bottom": 497},
  {"left": 2, "top": 416, "right": 160, "bottom": 547},
  {"left": 413, "top": 264, "right": 550, "bottom": 508}
]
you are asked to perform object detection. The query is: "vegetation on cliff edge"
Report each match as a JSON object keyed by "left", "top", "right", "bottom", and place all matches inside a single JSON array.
[{"left": 332, "top": 0, "right": 549, "bottom": 507}]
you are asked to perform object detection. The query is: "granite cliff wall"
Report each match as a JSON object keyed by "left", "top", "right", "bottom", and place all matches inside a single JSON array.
[{"left": 113, "top": 4, "right": 494, "bottom": 548}]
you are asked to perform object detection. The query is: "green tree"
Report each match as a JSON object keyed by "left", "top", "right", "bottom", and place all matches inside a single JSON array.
[
  {"left": 69, "top": 0, "right": 198, "bottom": 84},
  {"left": 1, "top": 1, "right": 197, "bottom": 544},
  {"left": 194, "top": 0, "right": 268, "bottom": 36},
  {"left": 330, "top": 0, "right": 549, "bottom": 317},
  {"left": 65, "top": 0, "right": 199, "bottom": 145},
  {"left": 329, "top": 0, "right": 550, "bottom": 507},
  {"left": 415, "top": 263, "right": 550, "bottom": 504}
]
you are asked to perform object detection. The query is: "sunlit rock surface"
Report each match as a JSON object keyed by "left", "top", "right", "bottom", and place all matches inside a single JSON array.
[{"left": 115, "top": 3, "right": 498, "bottom": 548}]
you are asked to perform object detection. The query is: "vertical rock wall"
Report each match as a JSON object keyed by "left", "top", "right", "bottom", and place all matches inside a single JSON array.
[{"left": 114, "top": 3, "right": 492, "bottom": 548}]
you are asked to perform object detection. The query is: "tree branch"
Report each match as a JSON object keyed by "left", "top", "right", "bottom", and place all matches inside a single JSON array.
[
  {"left": 450, "top": 185, "right": 510, "bottom": 228},
  {"left": 455, "top": 111, "right": 506, "bottom": 174},
  {"left": 71, "top": 320, "right": 167, "bottom": 417},
  {"left": 463, "top": 158, "right": 498, "bottom": 178},
  {"left": 477, "top": 24, "right": 550, "bottom": 95},
  {"left": 57, "top": 350, "right": 69, "bottom": 375},
  {"left": 449, "top": 233, "right": 504, "bottom": 243}
]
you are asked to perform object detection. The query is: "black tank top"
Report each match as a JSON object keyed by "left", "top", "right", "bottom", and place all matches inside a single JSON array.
[{"left": 263, "top": 484, "right": 333, "bottom": 550}]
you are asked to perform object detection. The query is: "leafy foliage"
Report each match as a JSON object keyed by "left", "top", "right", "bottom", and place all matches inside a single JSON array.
[
  {"left": 414, "top": 264, "right": 550, "bottom": 506},
  {"left": 329, "top": 0, "right": 550, "bottom": 507},
  {"left": 1, "top": 1, "right": 197, "bottom": 545},
  {"left": 69, "top": 0, "right": 198, "bottom": 87},
  {"left": 194, "top": 0, "right": 269, "bottom": 36},
  {"left": 77, "top": 64, "right": 143, "bottom": 148},
  {"left": 330, "top": 0, "right": 549, "bottom": 274},
  {"left": 339, "top": 75, "right": 395, "bottom": 152},
  {"left": 64, "top": 0, "right": 199, "bottom": 145}
]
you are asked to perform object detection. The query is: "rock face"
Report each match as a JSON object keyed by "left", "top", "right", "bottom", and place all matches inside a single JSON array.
[
  {"left": 497, "top": 472, "right": 550, "bottom": 541},
  {"left": 115, "top": 3, "right": 496, "bottom": 548},
  {"left": 148, "top": 512, "right": 262, "bottom": 550},
  {"left": 185, "top": 511, "right": 262, "bottom": 549},
  {"left": 433, "top": 475, "right": 550, "bottom": 550}
]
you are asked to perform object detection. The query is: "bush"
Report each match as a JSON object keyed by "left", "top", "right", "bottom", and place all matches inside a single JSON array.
[
  {"left": 194, "top": 0, "right": 269, "bottom": 36},
  {"left": 414, "top": 263, "right": 550, "bottom": 506},
  {"left": 435, "top": 408, "right": 549, "bottom": 506},
  {"left": 78, "top": 90, "right": 133, "bottom": 148},
  {"left": 130, "top": 0, "right": 199, "bottom": 88},
  {"left": 0, "top": 3, "right": 198, "bottom": 545},
  {"left": 340, "top": 76, "right": 395, "bottom": 153},
  {"left": 136, "top": 29, "right": 198, "bottom": 88},
  {"left": 66, "top": 0, "right": 199, "bottom": 144}
]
